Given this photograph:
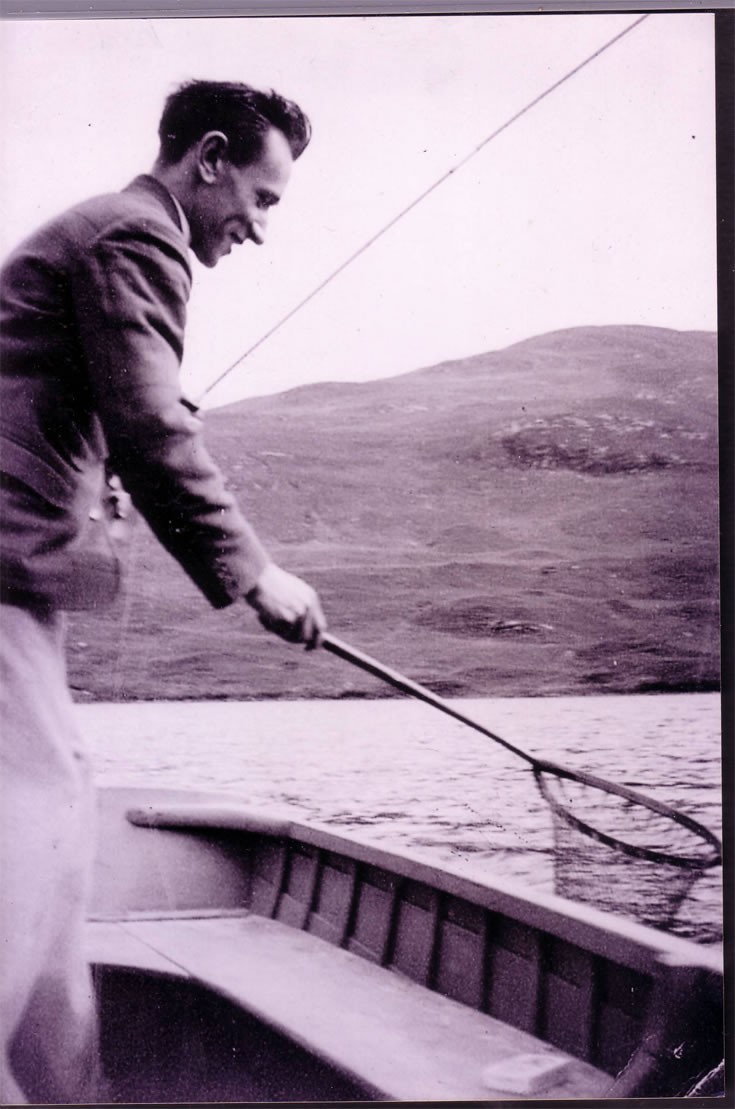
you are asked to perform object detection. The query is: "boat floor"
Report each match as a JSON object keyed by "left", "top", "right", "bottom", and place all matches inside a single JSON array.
[{"left": 86, "top": 912, "right": 614, "bottom": 1102}]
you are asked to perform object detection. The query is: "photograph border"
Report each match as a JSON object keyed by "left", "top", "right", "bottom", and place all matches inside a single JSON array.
[{"left": 0, "top": 3, "right": 731, "bottom": 1107}]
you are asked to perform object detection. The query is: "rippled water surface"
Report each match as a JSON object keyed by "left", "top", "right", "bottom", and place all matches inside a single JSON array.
[{"left": 80, "top": 692, "right": 722, "bottom": 943}]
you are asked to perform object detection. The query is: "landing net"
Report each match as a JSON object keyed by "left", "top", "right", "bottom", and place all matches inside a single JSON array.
[{"left": 535, "top": 766, "right": 721, "bottom": 930}]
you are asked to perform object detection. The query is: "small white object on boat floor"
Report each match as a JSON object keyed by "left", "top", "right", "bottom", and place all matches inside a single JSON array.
[{"left": 481, "top": 1052, "right": 574, "bottom": 1094}]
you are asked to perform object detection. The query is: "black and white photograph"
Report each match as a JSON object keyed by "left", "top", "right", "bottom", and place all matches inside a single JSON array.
[{"left": 0, "top": 4, "right": 727, "bottom": 1105}]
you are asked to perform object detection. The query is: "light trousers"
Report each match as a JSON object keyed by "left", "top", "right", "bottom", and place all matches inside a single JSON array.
[{"left": 0, "top": 604, "right": 102, "bottom": 1104}]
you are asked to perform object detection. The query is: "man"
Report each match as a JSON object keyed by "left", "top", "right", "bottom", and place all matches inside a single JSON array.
[{"left": 0, "top": 80, "right": 326, "bottom": 1102}]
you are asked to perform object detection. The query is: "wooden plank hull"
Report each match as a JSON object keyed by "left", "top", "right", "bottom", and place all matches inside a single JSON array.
[{"left": 89, "top": 786, "right": 724, "bottom": 1102}]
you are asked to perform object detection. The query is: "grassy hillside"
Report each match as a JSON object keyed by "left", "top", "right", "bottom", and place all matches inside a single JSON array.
[{"left": 67, "top": 325, "right": 720, "bottom": 701}]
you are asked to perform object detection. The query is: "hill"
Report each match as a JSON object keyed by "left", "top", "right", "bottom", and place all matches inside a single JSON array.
[{"left": 66, "top": 325, "right": 721, "bottom": 701}]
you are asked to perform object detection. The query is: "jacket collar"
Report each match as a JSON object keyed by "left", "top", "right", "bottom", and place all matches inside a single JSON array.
[{"left": 124, "top": 175, "right": 189, "bottom": 241}]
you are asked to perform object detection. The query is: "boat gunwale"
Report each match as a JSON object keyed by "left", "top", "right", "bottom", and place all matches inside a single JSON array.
[{"left": 121, "top": 797, "right": 724, "bottom": 977}]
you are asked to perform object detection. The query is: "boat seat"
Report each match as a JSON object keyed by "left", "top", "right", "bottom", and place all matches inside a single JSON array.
[{"left": 86, "top": 914, "right": 613, "bottom": 1101}]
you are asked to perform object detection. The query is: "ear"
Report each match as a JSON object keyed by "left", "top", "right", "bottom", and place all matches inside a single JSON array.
[{"left": 196, "top": 131, "right": 229, "bottom": 184}]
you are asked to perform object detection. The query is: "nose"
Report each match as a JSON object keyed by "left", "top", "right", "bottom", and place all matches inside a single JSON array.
[{"left": 248, "top": 217, "right": 266, "bottom": 246}]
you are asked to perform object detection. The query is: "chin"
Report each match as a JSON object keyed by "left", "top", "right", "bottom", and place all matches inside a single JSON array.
[
  {"left": 191, "top": 239, "right": 221, "bottom": 268},
  {"left": 194, "top": 250, "right": 219, "bottom": 269}
]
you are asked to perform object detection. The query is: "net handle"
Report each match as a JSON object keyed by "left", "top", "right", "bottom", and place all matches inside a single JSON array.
[
  {"left": 322, "top": 633, "right": 536, "bottom": 764},
  {"left": 321, "top": 634, "right": 722, "bottom": 868}
]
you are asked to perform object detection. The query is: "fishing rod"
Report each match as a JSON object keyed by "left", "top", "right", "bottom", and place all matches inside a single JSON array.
[{"left": 197, "top": 13, "right": 651, "bottom": 407}]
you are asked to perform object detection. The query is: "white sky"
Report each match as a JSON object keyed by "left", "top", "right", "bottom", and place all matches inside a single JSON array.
[{"left": 0, "top": 12, "right": 717, "bottom": 407}]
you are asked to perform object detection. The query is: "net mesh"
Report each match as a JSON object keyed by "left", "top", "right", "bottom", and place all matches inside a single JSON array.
[{"left": 536, "top": 769, "right": 719, "bottom": 931}]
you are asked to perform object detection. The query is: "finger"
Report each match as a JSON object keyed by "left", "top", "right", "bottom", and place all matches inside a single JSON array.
[
  {"left": 299, "top": 610, "right": 315, "bottom": 649},
  {"left": 303, "top": 601, "right": 327, "bottom": 650},
  {"left": 303, "top": 609, "right": 325, "bottom": 650},
  {"left": 311, "top": 597, "right": 327, "bottom": 646}
]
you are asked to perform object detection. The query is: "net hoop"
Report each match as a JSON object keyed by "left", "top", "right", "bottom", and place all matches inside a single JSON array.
[{"left": 533, "top": 761, "right": 721, "bottom": 870}]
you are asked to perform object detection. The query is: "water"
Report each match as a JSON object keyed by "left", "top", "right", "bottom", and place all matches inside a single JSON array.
[{"left": 80, "top": 692, "right": 723, "bottom": 944}]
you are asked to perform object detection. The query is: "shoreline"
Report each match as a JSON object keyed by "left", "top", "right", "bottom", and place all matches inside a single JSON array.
[{"left": 71, "top": 682, "right": 721, "bottom": 705}]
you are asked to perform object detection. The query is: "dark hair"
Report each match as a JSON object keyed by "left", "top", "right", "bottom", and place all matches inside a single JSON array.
[{"left": 158, "top": 79, "right": 311, "bottom": 166}]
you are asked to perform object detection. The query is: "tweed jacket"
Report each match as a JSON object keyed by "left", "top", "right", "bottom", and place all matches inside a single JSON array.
[{"left": 0, "top": 175, "right": 270, "bottom": 610}]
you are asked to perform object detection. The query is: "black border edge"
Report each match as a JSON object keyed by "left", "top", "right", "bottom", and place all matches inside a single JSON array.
[{"left": 715, "top": 10, "right": 734, "bottom": 1109}]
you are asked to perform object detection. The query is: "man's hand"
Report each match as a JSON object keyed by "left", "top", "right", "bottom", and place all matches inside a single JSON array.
[{"left": 245, "top": 563, "right": 326, "bottom": 649}]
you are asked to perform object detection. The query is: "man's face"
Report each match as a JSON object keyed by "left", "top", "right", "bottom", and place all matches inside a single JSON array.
[{"left": 189, "top": 126, "right": 294, "bottom": 268}]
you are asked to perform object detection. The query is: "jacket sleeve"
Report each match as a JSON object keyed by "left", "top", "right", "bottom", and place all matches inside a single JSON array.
[{"left": 70, "top": 216, "right": 271, "bottom": 608}]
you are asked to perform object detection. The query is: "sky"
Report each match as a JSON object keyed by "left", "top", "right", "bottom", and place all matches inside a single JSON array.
[{"left": 0, "top": 12, "right": 717, "bottom": 407}]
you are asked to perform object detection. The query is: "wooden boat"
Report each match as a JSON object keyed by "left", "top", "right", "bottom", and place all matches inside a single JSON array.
[{"left": 88, "top": 786, "right": 724, "bottom": 1102}]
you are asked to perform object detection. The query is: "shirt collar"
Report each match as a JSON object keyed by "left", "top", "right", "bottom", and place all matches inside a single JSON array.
[{"left": 168, "top": 190, "right": 191, "bottom": 245}]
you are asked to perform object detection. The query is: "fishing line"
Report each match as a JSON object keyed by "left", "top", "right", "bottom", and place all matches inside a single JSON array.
[
  {"left": 198, "top": 13, "right": 650, "bottom": 407},
  {"left": 110, "top": 14, "right": 652, "bottom": 698}
]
